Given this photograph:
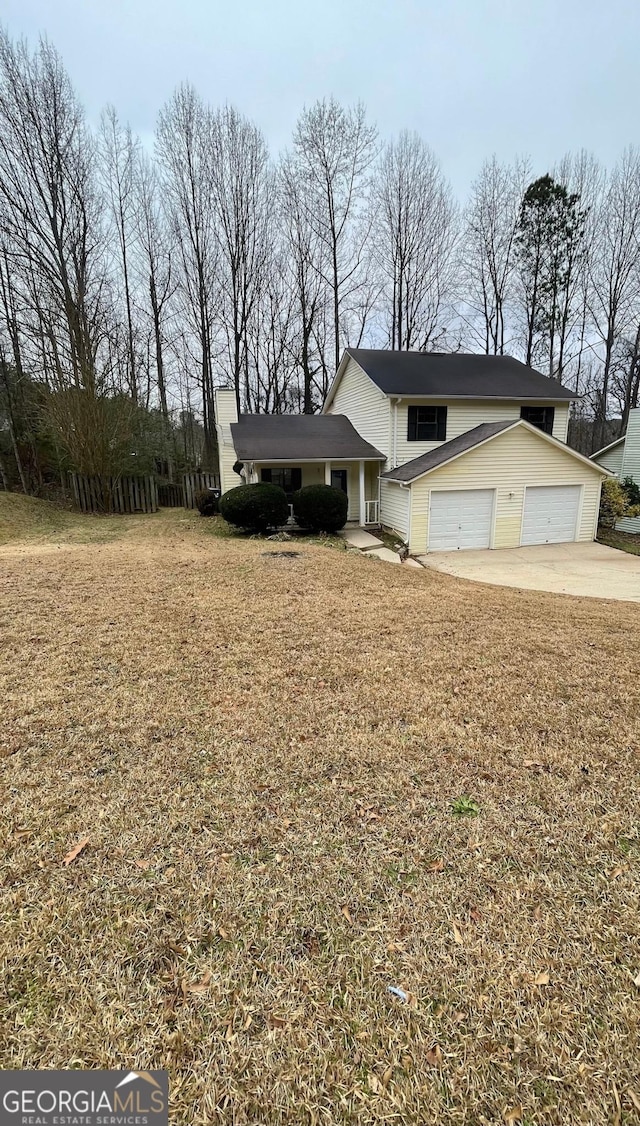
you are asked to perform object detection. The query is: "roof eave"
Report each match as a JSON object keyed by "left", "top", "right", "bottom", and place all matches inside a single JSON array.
[
  {"left": 591, "top": 435, "right": 625, "bottom": 459},
  {"left": 234, "top": 455, "right": 384, "bottom": 463},
  {"left": 381, "top": 419, "right": 611, "bottom": 484},
  {"left": 375, "top": 391, "right": 578, "bottom": 402}
]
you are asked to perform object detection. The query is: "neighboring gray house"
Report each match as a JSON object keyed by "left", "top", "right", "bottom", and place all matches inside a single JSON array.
[{"left": 592, "top": 406, "right": 640, "bottom": 532}]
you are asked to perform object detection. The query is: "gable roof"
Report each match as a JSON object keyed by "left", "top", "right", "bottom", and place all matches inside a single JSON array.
[
  {"left": 381, "top": 419, "right": 611, "bottom": 484},
  {"left": 342, "top": 348, "right": 577, "bottom": 401},
  {"left": 591, "top": 434, "right": 625, "bottom": 459},
  {"left": 230, "top": 413, "right": 385, "bottom": 462}
]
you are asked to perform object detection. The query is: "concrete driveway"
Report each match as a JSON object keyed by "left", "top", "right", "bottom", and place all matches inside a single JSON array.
[{"left": 416, "top": 541, "right": 640, "bottom": 602}]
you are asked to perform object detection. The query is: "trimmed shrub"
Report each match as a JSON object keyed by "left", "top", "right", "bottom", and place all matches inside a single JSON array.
[
  {"left": 292, "top": 484, "right": 348, "bottom": 532},
  {"left": 599, "top": 477, "right": 628, "bottom": 527},
  {"left": 622, "top": 475, "right": 640, "bottom": 508},
  {"left": 218, "top": 483, "right": 288, "bottom": 532},
  {"left": 194, "top": 489, "right": 219, "bottom": 517}
]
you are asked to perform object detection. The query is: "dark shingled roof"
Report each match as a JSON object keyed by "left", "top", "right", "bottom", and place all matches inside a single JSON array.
[
  {"left": 381, "top": 421, "right": 517, "bottom": 482},
  {"left": 346, "top": 349, "right": 577, "bottom": 400},
  {"left": 230, "top": 413, "right": 385, "bottom": 461}
]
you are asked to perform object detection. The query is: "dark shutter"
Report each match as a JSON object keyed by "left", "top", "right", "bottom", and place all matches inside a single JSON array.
[
  {"left": 291, "top": 468, "right": 302, "bottom": 491},
  {"left": 407, "top": 406, "right": 418, "bottom": 441},
  {"left": 261, "top": 468, "right": 272, "bottom": 482},
  {"left": 436, "top": 406, "right": 447, "bottom": 441}
]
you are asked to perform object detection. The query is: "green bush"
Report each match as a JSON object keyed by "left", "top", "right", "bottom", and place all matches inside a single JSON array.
[
  {"left": 599, "top": 477, "right": 629, "bottom": 527},
  {"left": 194, "top": 489, "right": 219, "bottom": 516},
  {"left": 622, "top": 475, "right": 640, "bottom": 507},
  {"left": 218, "top": 483, "right": 288, "bottom": 532},
  {"left": 292, "top": 484, "right": 348, "bottom": 532}
]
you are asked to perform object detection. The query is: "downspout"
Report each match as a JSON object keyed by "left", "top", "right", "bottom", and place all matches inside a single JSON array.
[
  {"left": 392, "top": 397, "right": 402, "bottom": 468},
  {"left": 400, "top": 481, "right": 412, "bottom": 553}
]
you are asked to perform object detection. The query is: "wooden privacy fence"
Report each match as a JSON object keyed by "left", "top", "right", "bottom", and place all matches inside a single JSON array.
[
  {"left": 157, "top": 482, "right": 185, "bottom": 508},
  {"left": 183, "top": 472, "right": 220, "bottom": 509},
  {"left": 70, "top": 473, "right": 158, "bottom": 514}
]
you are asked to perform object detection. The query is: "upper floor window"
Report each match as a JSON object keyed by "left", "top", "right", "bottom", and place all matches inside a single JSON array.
[
  {"left": 407, "top": 405, "right": 447, "bottom": 442},
  {"left": 520, "top": 406, "right": 555, "bottom": 435}
]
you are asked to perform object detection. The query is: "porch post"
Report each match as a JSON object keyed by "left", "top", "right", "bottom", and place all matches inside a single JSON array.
[
  {"left": 325, "top": 461, "right": 332, "bottom": 485},
  {"left": 359, "top": 460, "right": 366, "bottom": 524}
]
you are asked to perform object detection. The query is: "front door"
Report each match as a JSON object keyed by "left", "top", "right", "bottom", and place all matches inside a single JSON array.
[{"left": 331, "top": 469, "right": 348, "bottom": 495}]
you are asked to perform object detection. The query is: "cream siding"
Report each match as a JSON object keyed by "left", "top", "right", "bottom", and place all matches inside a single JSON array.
[
  {"left": 380, "top": 480, "right": 410, "bottom": 538},
  {"left": 214, "top": 389, "right": 240, "bottom": 495},
  {"left": 407, "top": 425, "right": 603, "bottom": 554},
  {"left": 325, "top": 357, "right": 390, "bottom": 461},
  {"left": 394, "top": 399, "right": 569, "bottom": 467}
]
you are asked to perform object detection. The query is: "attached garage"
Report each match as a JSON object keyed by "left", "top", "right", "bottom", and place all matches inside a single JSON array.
[
  {"left": 380, "top": 419, "right": 609, "bottom": 555},
  {"left": 428, "top": 489, "right": 494, "bottom": 551},
  {"left": 521, "top": 485, "right": 581, "bottom": 546}
]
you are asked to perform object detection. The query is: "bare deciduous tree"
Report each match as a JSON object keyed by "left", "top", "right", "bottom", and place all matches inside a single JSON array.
[
  {"left": 209, "top": 105, "right": 271, "bottom": 413},
  {"left": 99, "top": 106, "right": 141, "bottom": 404},
  {"left": 373, "top": 131, "right": 459, "bottom": 351},
  {"left": 291, "top": 99, "right": 378, "bottom": 371},
  {"left": 588, "top": 148, "right": 640, "bottom": 449},
  {"left": 156, "top": 85, "right": 218, "bottom": 465},
  {"left": 462, "top": 157, "right": 529, "bottom": 354}
]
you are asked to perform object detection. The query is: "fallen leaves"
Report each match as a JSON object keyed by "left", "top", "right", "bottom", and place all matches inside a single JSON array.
[
  {"left": 340, "top": 904, "right": 353, "bottom": 925},
  {"left": 628, "top": 1089, "right": 640, "bottom": 1112},
  {"left": 533, "top": 971, "right": 550, "bottom": 986},
  {"left": 63, "top": 837, "right": 89, "bottom": 866},
  {"left": 188, "top": 970, "right": 211, "bottom": 994},
  {"left": 452, "top": 921, "right": 464, "bottom": 945},
  {"left": 267, "top": 1014, "right": 288, "bottom": 1030},
  {"left": 426, "top": 857, "right": 444, "bottom": 873},
  {"left": 426, "top": 1044, "right": 443, "bottom": 1068},
  {"left": 504, "top": 1106, "right": 523, "bottom": 1122}
]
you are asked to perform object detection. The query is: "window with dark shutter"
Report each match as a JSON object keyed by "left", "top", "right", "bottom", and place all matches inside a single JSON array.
[
  {"left": 407, "top": 405, "right": 447, "bottom": 442},
  {"left": 520, "top": 406, "right": 555, "bottom": 435}
]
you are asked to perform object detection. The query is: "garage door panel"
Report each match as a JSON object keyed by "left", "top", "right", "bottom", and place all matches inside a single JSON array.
[
  {"left": 429, "top": 489, "right": 494, "bottom": 551},
  {"left": 521, "top": 485, "right": 580, "bottom": 545}
]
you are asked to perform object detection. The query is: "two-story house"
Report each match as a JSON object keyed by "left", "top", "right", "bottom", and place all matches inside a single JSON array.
[{"left": 215, "top": 349, "right": 608, "bottom": 554}]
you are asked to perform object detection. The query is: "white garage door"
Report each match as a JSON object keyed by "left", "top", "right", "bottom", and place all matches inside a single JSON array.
[
  {"left": 521, "top": 485, "right": 581, "bottom": 545},
  {"left": 428, "top": 489, "right": 494, "bottom": 551}
]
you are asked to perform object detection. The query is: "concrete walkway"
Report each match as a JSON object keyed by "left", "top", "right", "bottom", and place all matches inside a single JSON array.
[
  {"left": 339, "top": 528, "right": 383, "bottom": 550},
  {"left": 417, "top": 541, "right": 640, "bottom": 602},
  {"left": 339, "top": 527, "right": 417, "bottom": 566}
]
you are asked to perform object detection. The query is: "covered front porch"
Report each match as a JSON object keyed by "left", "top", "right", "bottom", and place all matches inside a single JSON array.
[{"left": 243, "top": 459, "right": 381, "bottom": 525}]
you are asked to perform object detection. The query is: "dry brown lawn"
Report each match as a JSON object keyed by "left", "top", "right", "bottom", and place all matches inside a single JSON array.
[{"left": 1, "top": 498, "right": 639, "bottom": 1125}]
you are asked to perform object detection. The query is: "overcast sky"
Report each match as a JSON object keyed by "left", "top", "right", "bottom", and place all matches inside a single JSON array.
[{"left": 2, "top": 0, "right": 638, "bottom": 196}]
